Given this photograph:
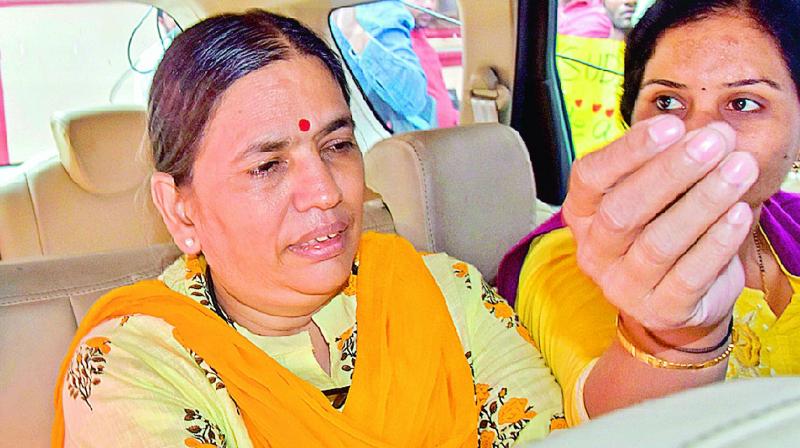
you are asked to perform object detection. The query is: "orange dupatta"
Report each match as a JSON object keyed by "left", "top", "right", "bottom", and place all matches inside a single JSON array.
[{"left": 52, "top": 232, "right": 478, "bottom": 447}]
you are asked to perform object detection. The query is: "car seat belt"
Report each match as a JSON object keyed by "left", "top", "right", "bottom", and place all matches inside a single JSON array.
[{"left": 470, "top": 67, "right": 511, "bottom": 124}]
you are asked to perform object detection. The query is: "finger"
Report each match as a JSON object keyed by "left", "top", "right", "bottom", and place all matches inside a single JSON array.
[
  {"left": 563, "top": 115, "right": 685, "bottom": 221},
  {"left": 586, "top": 122, "right": 737, "bottom": 262},
  {"left": 646, "top": 202, "right": 752, "bottom": 329},
  {"left": 613, "top": 150, "right": 757, "bottom": 302},
  {"left": 691, "top": 256, "right": 746, "bottom": 327}
]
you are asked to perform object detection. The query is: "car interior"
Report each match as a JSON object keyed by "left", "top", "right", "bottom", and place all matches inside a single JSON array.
[{"left": 0, "top": 0, "right": 798, "bottom": 446}]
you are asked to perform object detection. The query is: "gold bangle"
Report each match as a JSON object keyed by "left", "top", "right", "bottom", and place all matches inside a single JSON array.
[{"left": 616, "top": 316, "right": 734, "bottom": 370}]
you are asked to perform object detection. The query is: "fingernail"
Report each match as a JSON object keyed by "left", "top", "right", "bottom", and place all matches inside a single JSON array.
[
  {"left": 647, "top": 115, "right": 684, "bottom": 150},
  {"left": 720, "top": 152, "right": 757, "bottom": 185},
  {"left": 726, "top": 202, "right": 751, "bottom": 225},
  {"left": 686, "top": 129, "right": 724, "bottom": 163}
]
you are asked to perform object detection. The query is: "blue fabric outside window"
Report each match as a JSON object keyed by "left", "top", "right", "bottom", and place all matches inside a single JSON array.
[{"left": 332, "top": 1, "right": 437, "bottom": 133}]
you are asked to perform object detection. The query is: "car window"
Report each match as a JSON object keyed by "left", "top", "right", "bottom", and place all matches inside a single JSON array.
[
  {"left": 0, "top": 3, "right": 180, "bottom": 167},
  {"left": 329, "top": 0, "right": 462, "bottom": 135},
  {"left": 555, "top": 0, "right": 654, "bottom": 159}
]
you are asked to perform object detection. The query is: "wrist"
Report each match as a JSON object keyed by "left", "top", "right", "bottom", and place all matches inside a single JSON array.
[{"left": 619, "top": 312, "right": 732, "bottom": 364}]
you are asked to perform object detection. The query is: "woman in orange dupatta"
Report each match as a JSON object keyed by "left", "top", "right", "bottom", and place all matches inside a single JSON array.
[{"left": 52, "top": 10, "right": 562, "bottom": 447}]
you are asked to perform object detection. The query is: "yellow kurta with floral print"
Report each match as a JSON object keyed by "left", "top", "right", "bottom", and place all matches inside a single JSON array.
[
  {"left": 61, "top": 253, "right": 563, "bottom": 447},
  {"left": 516, "top": 227, "right": 800, "bottom": 426}
]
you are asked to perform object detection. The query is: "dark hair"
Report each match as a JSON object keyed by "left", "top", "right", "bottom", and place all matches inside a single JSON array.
[
  {"left": 148, "top": 10, "right": 350, "bottom": 186},
  {"left": 620, "top": 0, "right": 800, "bottom": 125}
]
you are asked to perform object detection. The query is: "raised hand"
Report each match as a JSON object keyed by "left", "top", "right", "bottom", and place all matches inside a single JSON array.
[{"left": 563, "top": 115, "right": 758, "bottom": 331}]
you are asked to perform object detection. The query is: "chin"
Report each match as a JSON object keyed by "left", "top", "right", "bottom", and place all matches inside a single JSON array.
[
  {"left": 744, "top": 178, "right": 786, "bottom": 209},
  {"left": 290, "top": 258, "right": 353, "bottom": 296}
]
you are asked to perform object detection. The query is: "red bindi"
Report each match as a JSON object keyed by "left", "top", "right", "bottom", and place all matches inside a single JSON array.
[{"left": 298, "top": 119, "right": 311, "bottom": 132}]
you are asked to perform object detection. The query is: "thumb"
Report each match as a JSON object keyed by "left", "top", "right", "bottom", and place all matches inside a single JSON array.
[{"left": 689, "top": 256, "right": 745, "bottom": 328}]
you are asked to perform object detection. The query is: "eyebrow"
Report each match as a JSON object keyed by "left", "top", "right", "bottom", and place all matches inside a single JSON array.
[
  {"left": 724, "top": 78, "right": 781, "bottom": 90},
  {"left": 314, "top": 115, "right": 356, "bottom": 139},
  {"left": 641, "top": 78, "right": 782, "bottom": 90},
  {"left": 237, "top": 116, "right": 355, "bottom": 162},
  {"left": 239, "top": 137, "right": 291, "bottom": 162},
  {"left": 641, "top": 79, "right": 688, "bottom": 89}
]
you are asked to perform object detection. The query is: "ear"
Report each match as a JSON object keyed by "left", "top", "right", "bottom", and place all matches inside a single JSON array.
[{"left": 151, "top": 172, "right": 202, "bottom": 255}]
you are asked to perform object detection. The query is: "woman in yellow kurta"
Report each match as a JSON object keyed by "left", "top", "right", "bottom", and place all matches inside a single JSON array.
[
  {"left": 53, "top": 10, "right": 563, "bottom": 447},
  {"left": 500, "top": 0, "right": 800, "bottom": 426}
]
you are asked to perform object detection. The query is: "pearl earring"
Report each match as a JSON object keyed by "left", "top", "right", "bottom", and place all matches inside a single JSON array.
[{"left": 184, "top": 238, "right": 195, "bottom": 248}]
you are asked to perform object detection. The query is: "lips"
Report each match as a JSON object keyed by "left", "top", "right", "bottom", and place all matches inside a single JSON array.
[
  {"left": 293, "top": 230, "right": 344, "bottom": 249},
  {"left": 287, "top": 220, "right": 351, "bottom": 261}
]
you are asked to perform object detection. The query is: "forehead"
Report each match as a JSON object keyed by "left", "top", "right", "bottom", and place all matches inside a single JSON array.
[
  {"left": 644, "top": 12, "right": 791, "bottom": 86},
  {"left": 209, "top": 56, "right": 348, "bottom": 131},
  {"left": 193, "top": 55, "right": 350, "bottom": 166}
]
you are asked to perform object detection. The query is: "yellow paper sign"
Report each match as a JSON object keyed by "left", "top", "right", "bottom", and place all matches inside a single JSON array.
[{"left": 556, "top": 34, "right": 628, "bottom": 159}]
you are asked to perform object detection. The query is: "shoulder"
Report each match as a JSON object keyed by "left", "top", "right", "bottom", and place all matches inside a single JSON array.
[
  {"left": 422, "top": 252, "right": 479, "bottom": 292},
  {"left": 159, "top": 254, "right": 193, "bottom": 294},
  {"left": 63, "top": 315, "right": 217, "bottom": 404},
  {"left": 421, "top": 253, "right": 496, "bottom": 345},
  {"left": 421, "top": 252, "right": 541, "bottom": 355},
  {"left": 518, "top": 223, "right": 613, "bottom": 334},
  {"left": 421, "top": 255, "right": 563, "bottom": 444},
  {"left": 61, "top": 315, "right": 246, "bottom": 447},
  {"left": 519, "top": 227, "right": 584, "bottom": 294},
  {"left": 528, "top": 226, "right": 577, "bottom": 260},
  {"left": 422, "top": 252, "right": 485, "bottom": 317}
]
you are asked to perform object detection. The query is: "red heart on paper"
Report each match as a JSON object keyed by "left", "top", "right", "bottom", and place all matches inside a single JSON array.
[
  {"left": 575, "top": 99, "right": 583, "bottom": 107},
  {"left": 605, "top": 108, "right": 614, "bottom": 117},
  {"left": 592, "top": 104, "right": 601, "bottom": 113}
]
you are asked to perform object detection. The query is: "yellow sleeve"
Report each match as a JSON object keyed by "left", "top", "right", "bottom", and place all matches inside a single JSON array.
[{"left": 515, "top": 227, "right": 618, "bottom": 425}]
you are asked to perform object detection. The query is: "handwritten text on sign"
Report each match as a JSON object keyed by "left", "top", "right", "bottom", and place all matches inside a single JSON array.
[{"left": 557, "top": 34, "right": 627, "bottom": 159}]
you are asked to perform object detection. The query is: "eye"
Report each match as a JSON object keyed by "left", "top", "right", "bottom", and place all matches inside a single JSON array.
[
  {"left": 655, "top": 95, "right": 685, "bottom": 111},
  {"left": 248, "top": 159, "right": 282, "bottom": 177},
  {"left": 727, "top": 98, "right": 762, "bottom": 112},
  {"left": 323, "top": 140, "right": 357, "bottom": 154}
]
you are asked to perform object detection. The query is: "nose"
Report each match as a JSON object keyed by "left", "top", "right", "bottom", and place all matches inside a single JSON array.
[
  {"left": 291, "top": 154, "right": 343, "bottom": 212},
  {"left": 683, "top": 107, "right": 724, "bottom": 133}
]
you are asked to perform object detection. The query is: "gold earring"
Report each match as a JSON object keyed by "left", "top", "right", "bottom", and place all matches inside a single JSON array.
[{"left": 793, "top": 160, "right": 800, "bottom": 173}]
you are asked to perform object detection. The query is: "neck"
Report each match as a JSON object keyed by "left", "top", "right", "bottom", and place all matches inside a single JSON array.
[
  {"left": 739, "top": 205, "right": 763, "bottom": 289},
  {"left": 212, "top": 280, "right": 330, "bottom": 337},
  {"left": 739, "top": 203, "right": 794, "bottom": 318},
  {"left": 610, "top": 27, "right": 627, "bottom": 41}
]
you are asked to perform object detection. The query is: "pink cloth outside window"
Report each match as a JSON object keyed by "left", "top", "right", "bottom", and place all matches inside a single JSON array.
[
  {"left": 410, "top": 28, "right": 459, "bottom": 128},
  {"left": 558, "top": 0, "right": 613, "bottom": 39}
]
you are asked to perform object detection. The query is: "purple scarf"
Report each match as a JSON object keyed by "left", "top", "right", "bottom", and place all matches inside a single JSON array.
[{"left": 496, "top": 191, "right": 800, "bottom": 307}]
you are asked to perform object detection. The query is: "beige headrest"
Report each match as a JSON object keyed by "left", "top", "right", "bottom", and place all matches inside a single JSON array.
[
  {"left": 364, "top": 123, "right": 538, "bottom": 280},
  {"left": 51, "top": 106, "right": 150, "bottom": 195}
]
